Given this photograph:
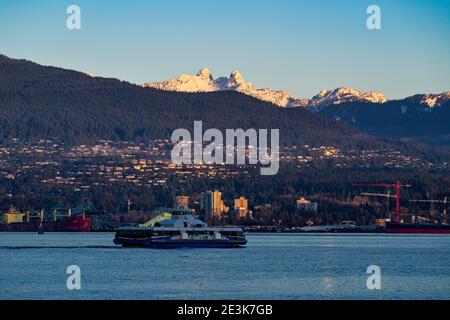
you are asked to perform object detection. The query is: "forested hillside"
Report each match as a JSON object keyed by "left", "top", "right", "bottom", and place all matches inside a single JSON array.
[{"left": 0, "top": 55, "right": 390, "bottom": 149}]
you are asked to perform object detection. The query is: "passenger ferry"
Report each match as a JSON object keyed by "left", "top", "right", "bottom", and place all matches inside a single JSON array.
[{"left": 113, "top": 211, "right": 247, "bottom": 248}]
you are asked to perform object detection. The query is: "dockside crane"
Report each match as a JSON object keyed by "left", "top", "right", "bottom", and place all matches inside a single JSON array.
[
  {"left": 353, "top": 181, "right": 411, "bottom": 223},
  {"left": 409, "top": 197, "right": 448, "bottom": 223},
  {"left": 360, "top": 191, "right": 394, "bottom": 220}
]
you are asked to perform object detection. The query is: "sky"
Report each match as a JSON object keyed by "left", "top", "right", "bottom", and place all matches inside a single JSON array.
[{"left": 0, "top": 0, "right": 449, "bottom": 99}]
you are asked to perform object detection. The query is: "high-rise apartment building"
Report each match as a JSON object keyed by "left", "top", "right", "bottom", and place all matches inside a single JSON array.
[{"left": 200, "top": 191, "right": 229, "bottom": 220}]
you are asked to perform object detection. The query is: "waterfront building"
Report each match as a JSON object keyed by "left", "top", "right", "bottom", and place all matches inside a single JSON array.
[
  {"left": 174, "top": 196, "right": 190, "bottom": 209},
  {"left": 200, "top": 191, "right": 229, "bottom": 220},
  {"left": 296, "top": 197, "right": 318, "bottom": 212},
  {"left": 234, "top": 196, "right": 249, "bottom": 219}
]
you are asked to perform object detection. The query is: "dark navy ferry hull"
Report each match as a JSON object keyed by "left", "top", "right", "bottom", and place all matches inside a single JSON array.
[{"left": 114, "top": 237, "right": 247, "bottom": 248}]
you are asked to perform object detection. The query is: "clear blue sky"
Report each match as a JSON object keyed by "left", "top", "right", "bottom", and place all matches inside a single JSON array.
[{"left": 0, "top": 0, "right": 449, "bottom": 99}]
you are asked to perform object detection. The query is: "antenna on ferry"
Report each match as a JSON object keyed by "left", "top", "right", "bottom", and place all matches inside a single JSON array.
[{"left": 127, "top": 199, "right": 134, "bottom": 216}]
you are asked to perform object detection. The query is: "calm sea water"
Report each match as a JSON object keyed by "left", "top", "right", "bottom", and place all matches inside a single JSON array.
[{"left": 1, "top": 233, "right": 449, "bottom": 300}]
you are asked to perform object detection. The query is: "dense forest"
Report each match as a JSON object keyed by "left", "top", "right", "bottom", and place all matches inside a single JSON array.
[{"left": 315, "top": 99, "right": 450, "bottom": 147}]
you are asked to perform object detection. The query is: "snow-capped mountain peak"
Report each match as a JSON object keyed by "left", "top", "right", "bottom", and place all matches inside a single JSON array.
[
  {"left": 403, "top": 92, "right": 450, "bottom": 108},
  {"left": 144, "top": 68, "right": 291, "bottom": 107},
  {"left": 196, "top": 68, "right": 213, "bottom": 80},
  {"left": 146, "top": 68, "right": 218, "bottom": 93},
  {"left": 419, "top": 92, "right": 450, "bottom": 107},
  {"left": 309, "top": 87, "right": 388, "bottom": 108},
  {"left": 228, "top": 70, "right": 245, "bottom": 85}
]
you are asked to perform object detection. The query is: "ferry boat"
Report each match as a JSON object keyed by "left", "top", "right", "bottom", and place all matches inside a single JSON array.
[{"left": 113, "top": 212, "right": 247, "bottom": 248}]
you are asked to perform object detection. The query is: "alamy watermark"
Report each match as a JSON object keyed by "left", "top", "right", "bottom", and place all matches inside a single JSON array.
[
  {"left": 66, "top": 265, "right": 81, "bottom": 290},
  {"left": 66, "top": 5, "right": 81, "bottom": 30},
  {"left": 367, "top": 5, "right": 381, "bottom": 30},
  {"left": 366, "top": 265, "right": 381, "bottom": 290},
  {"left": 171, "top": 121, "right": 279, "bottom": 176}
]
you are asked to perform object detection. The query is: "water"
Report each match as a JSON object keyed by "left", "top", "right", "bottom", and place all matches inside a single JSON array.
[{"left": 1, "top": 233, "right": 450, "bottom": 300}]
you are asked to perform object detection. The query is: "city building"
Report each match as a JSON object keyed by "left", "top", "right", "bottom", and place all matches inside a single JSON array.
[
  {"left": 296, "top": 197, "right": 318, "bottom": 212},
  {"left": 174, "top": 196, "right": 190, "bottom": 209},
  {"left": 234, "top": 196, "right": 249, "bottom": 219},
  {"left": 200, "top": 191, "right": 229, "bottom": 220}
]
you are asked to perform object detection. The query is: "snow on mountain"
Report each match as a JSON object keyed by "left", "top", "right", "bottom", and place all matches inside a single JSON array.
[
  {"left": 400, "top": 92, "right": 450, "bottom": 109},
  {"left": 144, "top": 68, "right": 292, "bottom": 107},
  {"left": 307, "top": 87, "right": 388, "bottom": 110},
  {"left": 144, "top": 69, "right": 448, "bottom": 109},
  {"left": 416, "top": 92, "right": 450, "bottom": 107},
  {"left": 144, "top": 69, "right": 387, "bottom": 108},
  {"left": 146, "top": 68, "right": 217, "bottom": 92},
  {"left": 147, "top": 69, "right": 386, "bottom": 108}
]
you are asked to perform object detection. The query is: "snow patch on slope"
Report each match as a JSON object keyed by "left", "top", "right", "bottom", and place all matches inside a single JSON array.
[
  {"left": 419, "top": 92, "right": 450, "bottom": 107},
  {"left": 307, "top": 87, "right": 387, "bottom": 110}
]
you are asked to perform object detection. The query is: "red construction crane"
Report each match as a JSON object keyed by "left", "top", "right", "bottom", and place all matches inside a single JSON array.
[{"left": 353, "top": 181, "right": 411, "bottom": 223}]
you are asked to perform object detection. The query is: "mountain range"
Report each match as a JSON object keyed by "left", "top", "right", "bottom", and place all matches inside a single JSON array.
[
  {"left": 0, "top": 54, "right": 449, "bottom": 150},
  {"left": 144, "top": 68, "right": 450, "bottom": 109},
  {"left": 144, "top": 68, "right": 301, "bottom": 107},
  {"left": 0, "top": 54, "right": 374, "bottom": 148},
  {"left": 145, "top": 68, "right": 450, "bottom": 146}
]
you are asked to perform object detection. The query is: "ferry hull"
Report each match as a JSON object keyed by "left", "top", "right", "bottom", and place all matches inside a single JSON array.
[
  {"left": 386, "top": 223, "right": 450, "bottom": 234},
  {"left": 0, "top": 217, "right": 91, "bottom": 232},
  {"left": 114, "top": 237, "right": 247, "bottom": 248}
]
